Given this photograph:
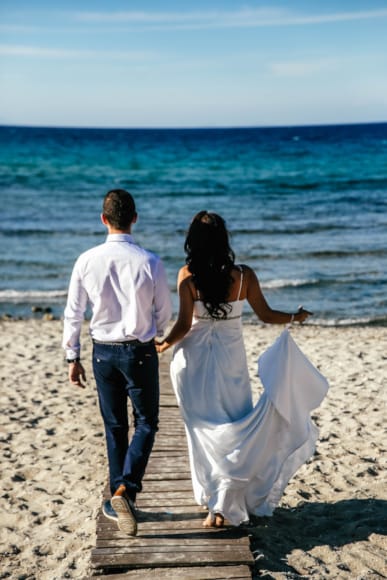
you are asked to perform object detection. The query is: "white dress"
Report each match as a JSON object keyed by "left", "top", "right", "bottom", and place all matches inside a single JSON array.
[{"left": 170, "top": 281, "right": 329, "bottom": 526}]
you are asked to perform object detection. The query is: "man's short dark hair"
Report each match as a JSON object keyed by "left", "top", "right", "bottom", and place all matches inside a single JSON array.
[{"left": 103, "top": 189, "right": 136, "bottom": 230}]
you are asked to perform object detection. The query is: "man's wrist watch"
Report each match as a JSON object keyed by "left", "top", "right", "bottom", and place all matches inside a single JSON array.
[{"left": 66, "top": 357, "right": 80, "bottom": 364}]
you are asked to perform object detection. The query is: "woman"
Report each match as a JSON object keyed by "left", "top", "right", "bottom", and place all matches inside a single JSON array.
[{"left": 156, "top": 211, "right": 327, "bottom": 528}]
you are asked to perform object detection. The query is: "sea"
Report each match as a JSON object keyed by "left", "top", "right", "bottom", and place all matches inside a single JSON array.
[{"left": 1, "top": 123, "right": 386, "bottom": 326}]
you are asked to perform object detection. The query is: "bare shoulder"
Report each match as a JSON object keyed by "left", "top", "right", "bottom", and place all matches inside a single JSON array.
[
  {"left": 179, "top": 264, "right": 191, "bottom": 279},
  {"left": 178, "top": 272, "right": 197, "bottom": 303},
  {"left": 240, "top": 265, "right": 261, "bottom": 292},
  {"left": 177, "top": 265, "right": 192, "bottom": 285},
  {"left": 177, "top": 266, "right": 196, "bottom": 297},
  {"left": 238, "top": 264, "right": 256, "bottom": 280}
]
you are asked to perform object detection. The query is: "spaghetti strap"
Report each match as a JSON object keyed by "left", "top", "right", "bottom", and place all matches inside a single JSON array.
[{"left": 237, "top": 265, "right": 244, "bottom": 301}]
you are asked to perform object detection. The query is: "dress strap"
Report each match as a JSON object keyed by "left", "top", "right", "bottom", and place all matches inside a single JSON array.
[{"left": 237, "top": 266, "right": 244, "bottom": 301}]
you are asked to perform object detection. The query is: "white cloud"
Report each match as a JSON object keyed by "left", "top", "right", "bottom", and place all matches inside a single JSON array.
[
  {"left": 74, "top": 8, "right": 282, "bottom": 25},
  {"left": 73, "top": 7, "right": 387, "bottom": 29},
  {"left": 0, "top": 44, "right": 154, "bottom": 61}
]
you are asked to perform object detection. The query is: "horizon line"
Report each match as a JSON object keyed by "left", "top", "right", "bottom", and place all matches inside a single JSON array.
[{"left": 1, "top": 120, "right": 386, "bottom": 132}]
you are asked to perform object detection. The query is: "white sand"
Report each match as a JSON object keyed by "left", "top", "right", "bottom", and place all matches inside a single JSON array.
[{"left": 0, "top": 319, "right": 386, "bottom": 579}]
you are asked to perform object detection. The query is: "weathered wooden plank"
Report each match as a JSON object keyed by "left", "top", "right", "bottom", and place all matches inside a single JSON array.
[
  {"left": 142, "top": 458, "right": 188, "bottom": 463},
  {"left": 142, "top": 468, "right": 191, "bottom": 475},
  {"left": 142, "top": 473, "right": 192, "bottom": 481},
  {"left": 137, "top": 496, "right": 195, "bottom": 505},
  {"left": 154, "top": 431, "right": 185, "bottom": 435},
  {"left": 103, "top": 481, "right": 194, "bottom": 495},
  {"left": 142, "top": 473, "right": 192, "bottom": 480},
  {"left": 96, "top": 523, "right": 224, "bottom": 535},
  {"left": 148, "top": 447, "right": 187, "bottom": 452},
  {"left": 95, "top": 565, "right": 251, "bottom": 579},
  {"left": 150, "top": 447, "right": 187, "bottom": 453},
  {"left": 96, "top": 528, "right": 248, "bottom": 540},
  {"left": 96, "top": 536, "right": 249, "bottom": 547},
  {"left": 152, "top": 435, "right": 186, "bottom": 441},
  {"left": 134, "top": 507, "right": 202, "bottom": 515},
  {"left": 100, "top": 499, "right": 200, "bottom": 512},
  {"left": 96, "top": 515, "right": 234, "bottom": 528},
  {"left": 135, "top": 499, "right": 199, "bottom": 508},
  {"left": 137, "top": 490, "right": 195, "bottom": 500},
  {"left": 91, "top": 549, "right": 253, "bottom": 567},
  {"left": 144, "top": 448, "right": 186, "bottom": 455},
  {"left": 95, "top": 542, "right": 250, "bottom": 553},
  {"left": 139, "top": 497, "right": 197, "bottom": 511},
  {"left": 152, "top": 441, "right": 186, "bottom": 446},
  {"left": 141, "top": 459, "right": 189, "bottom": 467},
  {"left": 140, "top": 483, "right": 193, "bottom": 492}
]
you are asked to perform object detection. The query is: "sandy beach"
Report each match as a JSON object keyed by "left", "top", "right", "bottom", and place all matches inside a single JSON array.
[{"left": 0, "top": 318, "right": 386, "bottom": 579}]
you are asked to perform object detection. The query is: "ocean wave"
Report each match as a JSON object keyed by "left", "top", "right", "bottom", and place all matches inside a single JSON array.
[
  {"left": 255, "top": 176, "right": 387, "bottom": 192},
  {"left": 0, "top": 290, "right": 67, "bottom": 302},
  {"left": 232, "top": 224, "right": 355, "bottom": 236},
  {"left": 0, "top": 228, "right": 101, "bottom": 237},
  {"left": 260, "top": 278, "right": 319, "bottom": 289},
  {"left": 306, "top": 248, "right": 387, "bottom": 258},
  {"left": 307, "top": 315, "right": 387, "bottom": 327},
  {"left": 239, "top": 248, "right": 387, "bottom": 262},
  {"left": 242, "top": 313, "right": 387, "bottom": 327},
  {"left": 259, "top": 275, "right": 386, "bottom": 290}
]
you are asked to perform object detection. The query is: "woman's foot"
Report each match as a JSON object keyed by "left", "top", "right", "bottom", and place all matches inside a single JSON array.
[{"left": 203, "top": 512, "right": 224, "bottom": 528}]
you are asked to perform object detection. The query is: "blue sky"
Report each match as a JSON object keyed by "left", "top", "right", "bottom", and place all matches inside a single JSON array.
[{"left": 1, "top": 1, "right": 387, "bottom": 128}]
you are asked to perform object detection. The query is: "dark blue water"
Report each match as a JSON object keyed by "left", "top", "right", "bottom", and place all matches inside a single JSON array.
[{"left": 1, "top": 123, "right": 386, "bottom": 325}]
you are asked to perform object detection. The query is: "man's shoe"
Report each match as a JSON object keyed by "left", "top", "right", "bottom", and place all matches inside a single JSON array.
[
  {"left": 111, "top": 484, "right": 137, "bottom": 536},
  {"left": 102, "top": 500, "right": 118, "bottom": 522}
]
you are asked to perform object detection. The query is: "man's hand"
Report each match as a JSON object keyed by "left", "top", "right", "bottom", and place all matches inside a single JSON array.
[
  {"left": 68, "top": 361, "right": 86, "bottom": 388},
  {"left": 155, "top": 340, "right": 169, "bottom": 354}
]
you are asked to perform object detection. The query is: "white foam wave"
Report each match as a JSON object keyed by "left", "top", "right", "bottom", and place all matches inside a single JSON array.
[
  {"left": 306, "top": 316, "right": 387, "bottom": 327},
  {"left": 261, "top": 278, "right": 319, "bottom": 289},
  {"left": 0, "top": 290, "right": 67, "bottom": 302}
]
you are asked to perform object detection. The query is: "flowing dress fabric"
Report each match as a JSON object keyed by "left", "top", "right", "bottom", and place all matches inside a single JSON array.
[{"left": 170, "top": 301, "right": 329, "bottom": 526}]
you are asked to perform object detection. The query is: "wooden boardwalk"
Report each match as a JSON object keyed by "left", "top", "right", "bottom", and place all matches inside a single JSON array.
[{"left": 91, "top": 356, "right": 254, "bottom": 579}]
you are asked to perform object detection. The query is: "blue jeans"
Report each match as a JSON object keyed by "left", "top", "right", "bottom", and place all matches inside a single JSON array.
[{"left": 92, "top": 340, "right": 159, "bottom": 501}]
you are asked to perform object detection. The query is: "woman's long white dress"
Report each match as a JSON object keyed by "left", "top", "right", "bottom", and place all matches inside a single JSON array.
[{"left": 170, "top": 299, "right": 329, "bottom": 526}]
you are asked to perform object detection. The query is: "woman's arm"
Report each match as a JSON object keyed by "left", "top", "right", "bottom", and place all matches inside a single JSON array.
[
  {"left": 156, "top": 269, "right": 195, "bottom": 353},
  {"left": 245, "top": 266, "right": 312, "bottom": 324}
]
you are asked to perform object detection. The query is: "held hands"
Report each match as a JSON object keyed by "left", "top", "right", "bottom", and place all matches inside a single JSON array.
[
  {"left": 155, "top": 340, "right": 169, "bottom": 354},
  {"left": 68, "top": 361, "right": 86, "bottom": 388}
]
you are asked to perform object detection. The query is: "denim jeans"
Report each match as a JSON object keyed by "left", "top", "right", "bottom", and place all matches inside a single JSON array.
[{"left": 92, "top": 340, "right": 159, "bottom": 501}]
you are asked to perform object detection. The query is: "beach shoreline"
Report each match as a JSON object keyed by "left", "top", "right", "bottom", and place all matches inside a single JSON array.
[{"left": 0, "top": 319, "right": 386, "bottom": 578}]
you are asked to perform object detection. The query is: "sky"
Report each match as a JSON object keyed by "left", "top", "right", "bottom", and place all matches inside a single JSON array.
[{"left": 1, "top": 0, "right": 387, "bottom": 128}]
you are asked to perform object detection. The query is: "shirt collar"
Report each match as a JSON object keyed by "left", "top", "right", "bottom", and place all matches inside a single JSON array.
[{"left": 106, "top": 233, "right": 135, "bottom": 244}]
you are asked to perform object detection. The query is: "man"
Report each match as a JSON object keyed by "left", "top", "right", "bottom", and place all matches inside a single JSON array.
[{"left": 63, "top": 189, "right": 172, "bottom": 536}]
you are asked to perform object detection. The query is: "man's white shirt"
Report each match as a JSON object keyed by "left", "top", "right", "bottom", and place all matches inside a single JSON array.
[{"left": 63, "top": 234, "right": 172, "bottom": 359}]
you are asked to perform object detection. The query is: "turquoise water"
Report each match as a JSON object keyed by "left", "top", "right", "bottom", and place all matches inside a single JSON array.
[{"left": 0, "top": 123, "right": 386, "bottom": 324}]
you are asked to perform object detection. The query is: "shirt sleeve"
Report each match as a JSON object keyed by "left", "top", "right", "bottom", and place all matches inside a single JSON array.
[
  {"left": 62, "top": 258, "right": 89, "bottom": 359},
  {"left": 153, "top": 258, "right": 172, "bottom": 336}
]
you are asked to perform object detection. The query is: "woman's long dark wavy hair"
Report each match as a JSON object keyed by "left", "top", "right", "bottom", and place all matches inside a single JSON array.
[{"left": 184, "top": 211, "right": 235, "bottom": 319}]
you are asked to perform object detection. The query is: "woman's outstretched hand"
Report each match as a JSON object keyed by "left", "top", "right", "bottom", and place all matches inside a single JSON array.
[{"left": 296, "top": 306, "right": 313, "bottom": 324}]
